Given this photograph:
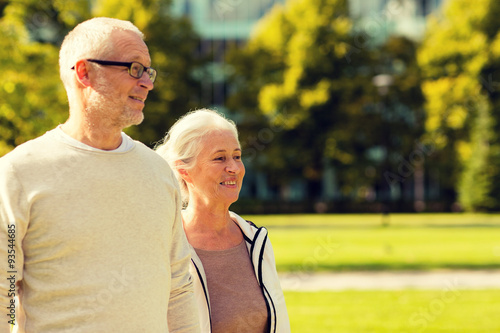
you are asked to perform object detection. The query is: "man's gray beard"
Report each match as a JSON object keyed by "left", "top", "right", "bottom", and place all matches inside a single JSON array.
[{"left": 85, "top": 80, "right": 144, "bottom": 130}]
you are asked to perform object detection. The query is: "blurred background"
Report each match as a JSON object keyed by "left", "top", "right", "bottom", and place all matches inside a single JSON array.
[
  {"left": 2, "top": 2, "right": 500, "bottom": 332},
  {"left": 1, "top": 0, "right": 499, "bottom": 215}
]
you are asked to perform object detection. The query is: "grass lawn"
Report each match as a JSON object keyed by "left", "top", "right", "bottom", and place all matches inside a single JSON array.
[
  {"left": 244, "top": 214, "right": 500, "bottom": 332},
  {"left": 243, "top": 213, "right": 500, "bottom": 272},
  {"left": 245, "top": 213, "right": 500, "bottom": 228},
  {"left": 285, "top": 289, "right": 500, "bottom": 332}
]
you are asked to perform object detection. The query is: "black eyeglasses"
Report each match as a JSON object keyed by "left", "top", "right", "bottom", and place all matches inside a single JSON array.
[{"left": 72, "top": 59, "right": 157, "bottom": 83}]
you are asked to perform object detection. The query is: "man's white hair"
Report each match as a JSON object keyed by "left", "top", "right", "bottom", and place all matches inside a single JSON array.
[{"left": 59, "top": 17, "right": 144, "bottom": 92}]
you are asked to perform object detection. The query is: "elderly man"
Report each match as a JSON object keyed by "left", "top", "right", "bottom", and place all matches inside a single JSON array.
[{"left": 0, "top": 18, "right": 199, "bottom": 332}]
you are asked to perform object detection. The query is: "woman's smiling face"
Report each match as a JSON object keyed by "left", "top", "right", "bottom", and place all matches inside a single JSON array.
[{"left": 186, "top": 130, "right": 245, "bottom": 206}]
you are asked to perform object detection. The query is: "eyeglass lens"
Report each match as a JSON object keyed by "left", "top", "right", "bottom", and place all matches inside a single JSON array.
[{"left": 130, "top": 62, "right": 156, "bottom": 83}]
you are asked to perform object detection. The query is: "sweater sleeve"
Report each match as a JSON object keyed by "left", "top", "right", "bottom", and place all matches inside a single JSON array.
[
  {"left": 167, "top": 185, "right": 200, "bottom": 333},
  {"left": 0, "top": 159, "right": 28, "bottom": 332}
]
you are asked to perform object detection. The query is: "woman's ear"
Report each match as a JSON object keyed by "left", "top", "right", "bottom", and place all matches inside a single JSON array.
[{"left": 175, "top": 161, "right": 192, "bottom": 184}]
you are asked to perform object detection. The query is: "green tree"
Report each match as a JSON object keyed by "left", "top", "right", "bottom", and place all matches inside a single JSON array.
[
  {"left": 227, "top": 0, "right": 365, "bottom": 200},
  {"left": 458, "top": 95, "right": 495, "bottom": 210},
  {"left": 227, "top": 0, "right": 424, "bottom": 204},
  {"left": 418, "top": 0, "right": 500, "bottom": 210},
  {"left": 0, "top": 1, "right": 69, "bottom": 156},
  {"left": 0, "top": 0, "right": 203, "bottom": 156}
]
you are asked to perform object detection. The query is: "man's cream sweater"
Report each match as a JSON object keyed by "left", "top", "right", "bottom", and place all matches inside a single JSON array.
[{"left": 0, "top": 129, "right": 199, "bottom": 332}]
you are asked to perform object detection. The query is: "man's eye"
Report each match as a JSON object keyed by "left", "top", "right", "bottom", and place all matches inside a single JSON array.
[{"left": 131, "top": 63, "right": 143, "bottom": 75}]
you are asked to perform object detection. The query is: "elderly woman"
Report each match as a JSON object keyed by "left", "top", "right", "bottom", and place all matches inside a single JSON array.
[{"left": 156, "top": 109, "right": 290, "bottom": 333}]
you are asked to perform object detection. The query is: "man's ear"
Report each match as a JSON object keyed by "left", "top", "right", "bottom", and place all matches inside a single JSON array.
[{"left": 74, "top": 60, "right": 91, "bottom": 87}]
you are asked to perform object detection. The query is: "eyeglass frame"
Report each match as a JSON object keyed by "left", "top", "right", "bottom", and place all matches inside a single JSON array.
[{"left": 71, "top": 59, "right": 157, "bottom": 83}]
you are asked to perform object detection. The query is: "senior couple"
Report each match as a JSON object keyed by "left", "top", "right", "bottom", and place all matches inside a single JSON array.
[{"left": 0, "top": 17, "right": 289, "bottom": 333}]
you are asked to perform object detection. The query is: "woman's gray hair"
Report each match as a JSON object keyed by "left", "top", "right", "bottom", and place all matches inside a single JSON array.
[
  {"left": 59, "top": 17, "right": 144, "bottom": 94},
  {"left": 155, "top": 109, "right": 239, "bottom": 205}
]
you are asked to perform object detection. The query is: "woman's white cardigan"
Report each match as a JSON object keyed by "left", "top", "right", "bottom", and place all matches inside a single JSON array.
[{"left": 188, "top": 211, "right": 291, "bottom": 333}]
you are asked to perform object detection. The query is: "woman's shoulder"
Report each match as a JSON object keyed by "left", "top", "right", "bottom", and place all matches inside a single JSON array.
[
  {"left": 229, "top": 211, "right": 261, "bottom": 234},
  {"left": 230, "top": 211, "right": 261, "bottom": 230},
  {"left": 245, "top": 219, "right": 258, "bottom": 228}
]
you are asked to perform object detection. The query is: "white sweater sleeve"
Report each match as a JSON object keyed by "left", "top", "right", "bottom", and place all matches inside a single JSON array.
[
  {"left": 0, "top": 159, "right": 28, "bottom": 332},
  {"left": 167, "top": 186, "right": 200, "bottom": 333}
]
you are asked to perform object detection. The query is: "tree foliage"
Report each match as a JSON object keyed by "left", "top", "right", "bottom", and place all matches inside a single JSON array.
[
  {"left": 418, "top": 0, "right": 500, "bottom": 210},
  {"left": 227, "top": 0, "right": 424, "bottom": 202},
  {"left": 0, "top": 1, "right": 68, "bottom": 156},
  {"left": 227, "top": 0, "right": 365, "bottom": 196},
  {"left": 0, "top": 0, "right": 203, "bottom": 156}
]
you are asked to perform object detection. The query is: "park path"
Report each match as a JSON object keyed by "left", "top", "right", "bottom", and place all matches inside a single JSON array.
[{"left": 279, "top": 270, "right": 500, "bottom": 291}]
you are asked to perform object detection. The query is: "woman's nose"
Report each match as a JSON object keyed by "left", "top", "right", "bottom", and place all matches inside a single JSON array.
[{"left": 226, "top": 160, "right": 240, "bottom": 173}]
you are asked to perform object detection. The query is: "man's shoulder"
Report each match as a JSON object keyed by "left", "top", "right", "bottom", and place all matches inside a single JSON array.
[
  {"left": 1, "top": 132, "right": 54, "bottom": 164},
  {"left": 129, "top": 140, "right": 177, "bottom": 177},
  {"left": 131, "top": 140, "right": 168, "bottom": 164},
  {"left": 130, "top": 139, "right": 152, "bottom": 153}
]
